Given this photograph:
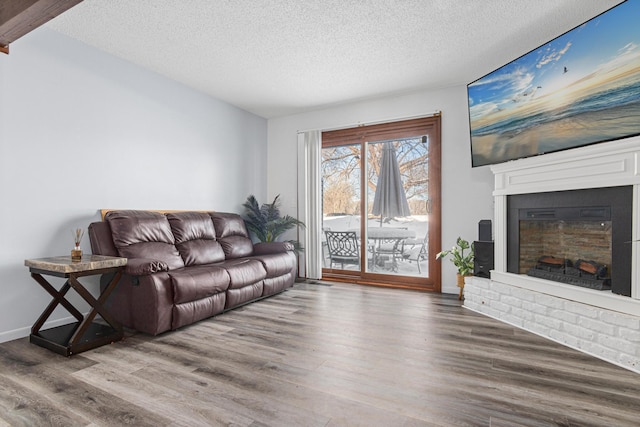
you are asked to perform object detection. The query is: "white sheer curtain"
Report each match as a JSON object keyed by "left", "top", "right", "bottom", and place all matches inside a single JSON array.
[{"left": 297, "top": 130, "right": 323, "bottom": 279}]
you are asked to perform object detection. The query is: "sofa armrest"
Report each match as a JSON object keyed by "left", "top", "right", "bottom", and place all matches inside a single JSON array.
[
  {"left": 253, "top": 242, "right": 294, "bottom": 255},
  {"left": 125, "top": 258, "right": 170, "bottom": 276}
]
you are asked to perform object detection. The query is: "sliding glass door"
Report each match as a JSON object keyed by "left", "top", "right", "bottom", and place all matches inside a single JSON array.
[{"left": 321, "top": 116, "right": 441, "bottom": 291}]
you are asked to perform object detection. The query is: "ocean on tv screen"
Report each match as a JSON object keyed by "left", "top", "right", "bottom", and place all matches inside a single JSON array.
[{"left": 467, "top": 0, "right": 640, "bottom": 167}]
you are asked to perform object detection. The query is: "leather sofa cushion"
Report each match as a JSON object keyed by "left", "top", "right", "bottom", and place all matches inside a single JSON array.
[
  {"left": 252, "top": 252, "right": 296, "bottom": 278},
  {"left": 263, "top": 273, "right": 294, "bottom": 296},
  {"left": 106, "top": 210, "right": 185, "bottom": 270},
  {"left": 218, "top": 236, "right": 254, "bottom": 259},
  {"left": 218, "top": 259, "right": 267, "bottom": 289},
  {"left": 172, "top": 293, "right": 226, "bottom": 330},
  {"left": 169, "top": 266, "right": 230, "bottom": 304},
  {"left": 211, "top": 212, "right": 249, "bottom": 238},
  {"left": 167, "top": 212, "right": 225, "bottom": 266},
  {"left": 211, "top": 213, "right": 253, "bottom": 259},
  {"left": 225, "top": 283, "right": 263, "bottom": 309}
]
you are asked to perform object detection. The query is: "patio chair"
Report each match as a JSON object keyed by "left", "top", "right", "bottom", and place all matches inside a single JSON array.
[
  {"left": 402, "top": 234, "right": 428, "bottom": 273},
  {"left": 325, "top": 231, "right": 360, "bottom": 269},
  {"left": 374, "top": 237, "right": 405, "bottom": 271},
  {"left": 322, "top": 227, "right": 331, "bottom": 267}
]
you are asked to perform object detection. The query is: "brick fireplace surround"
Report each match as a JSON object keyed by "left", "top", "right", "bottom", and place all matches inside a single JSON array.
[{"left": 464, "top": 136, "right": 640, "bottom": 374}]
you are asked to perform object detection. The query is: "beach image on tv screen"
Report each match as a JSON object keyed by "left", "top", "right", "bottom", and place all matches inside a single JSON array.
[{"left": 468, "top": 0, "right": 640, "bottom": 167}]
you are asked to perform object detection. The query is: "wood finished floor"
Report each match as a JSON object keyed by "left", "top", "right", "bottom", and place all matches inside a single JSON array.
[{"left": 0, "top": 282, "right": 639, "bottom": 427}]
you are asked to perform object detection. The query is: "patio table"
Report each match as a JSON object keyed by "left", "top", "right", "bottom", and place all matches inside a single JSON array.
[{"left": 350, "top": 227, "right": 416, "bottom": 271}]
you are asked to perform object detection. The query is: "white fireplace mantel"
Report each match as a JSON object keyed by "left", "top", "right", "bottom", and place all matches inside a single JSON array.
[{"left": 490, "top": 135, "right": 640, "bottom": 313}]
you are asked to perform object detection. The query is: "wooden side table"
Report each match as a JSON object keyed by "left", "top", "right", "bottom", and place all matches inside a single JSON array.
[{"left": 24, "top": 255, "right": 127, "bottom": 356}]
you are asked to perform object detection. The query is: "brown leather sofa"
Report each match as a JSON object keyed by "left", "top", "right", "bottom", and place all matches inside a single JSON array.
[{"left": 88, "top": 210, "right": 297, "bottom": 335}]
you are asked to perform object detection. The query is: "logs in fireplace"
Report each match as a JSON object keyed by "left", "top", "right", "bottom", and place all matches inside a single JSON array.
[{"left": 527, "top": 255, "right": 611, "bottom": 290}]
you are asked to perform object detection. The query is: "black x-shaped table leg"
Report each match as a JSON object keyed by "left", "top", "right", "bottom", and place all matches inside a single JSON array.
[{"left": 29, "top": 267, "right": 124, "bottom": 356}]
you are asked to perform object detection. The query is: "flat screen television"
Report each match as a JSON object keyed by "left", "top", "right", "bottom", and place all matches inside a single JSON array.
[{"left": 467, "top": 0, "right": 640, "bottom": 168}]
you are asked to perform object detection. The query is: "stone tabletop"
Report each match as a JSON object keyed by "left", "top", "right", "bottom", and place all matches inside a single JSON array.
[
  {"left": 24, "top": 255, "right": 127, "bottom": 274},
  {"left": 350, "top": 227, "right": 416, "bottom": 239}
]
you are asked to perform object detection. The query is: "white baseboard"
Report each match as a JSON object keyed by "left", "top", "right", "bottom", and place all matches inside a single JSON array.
[{"left": 0, "top": 315, "right": 85, "bottom": 344}]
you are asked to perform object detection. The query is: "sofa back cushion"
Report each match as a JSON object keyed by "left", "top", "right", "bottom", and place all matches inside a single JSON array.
[
  {"left": 211, "top": 212, "right": 253, "bottom": 259},
  {"left": 166, "top": 212, "right": 226, "bottom": 266},
  {"left": 106, "top": 210, "right": 185, "bottom": 270}
]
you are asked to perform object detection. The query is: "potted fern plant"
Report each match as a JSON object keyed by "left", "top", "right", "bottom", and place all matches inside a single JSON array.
[
  {"left": 242, "top": 194, "right": 305, "bottom": 252},
  {"left": 436, "top": 237, "right": 474, "bottom": 299}
]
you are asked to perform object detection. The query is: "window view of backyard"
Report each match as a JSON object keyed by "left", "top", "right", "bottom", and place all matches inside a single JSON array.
[{"left": 322, "top": 136, "right": 430, "bottom": 277}]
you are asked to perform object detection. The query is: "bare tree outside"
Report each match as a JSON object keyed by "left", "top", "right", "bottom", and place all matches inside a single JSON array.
[
  {"left": 323, "top": 180, "right": 358, "bottom": 215},
  {"left": 322, "top": 138, "right": 429, "bottom": 217},
  {"left": 322, "top": 145, "right": 361, "bottom": 216}
]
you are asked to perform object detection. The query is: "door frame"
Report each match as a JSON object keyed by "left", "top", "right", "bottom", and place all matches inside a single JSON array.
[{"left": 321, "top": 115, "right": 441, "bottom": 292}]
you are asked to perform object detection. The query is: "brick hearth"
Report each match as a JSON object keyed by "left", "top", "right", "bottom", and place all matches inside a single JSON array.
[
  {"left": 463, "top": 136, "right": 640, "bottom": 374},
  {"left": 464, "top": 277, "right": 640, "bottom": 373}
]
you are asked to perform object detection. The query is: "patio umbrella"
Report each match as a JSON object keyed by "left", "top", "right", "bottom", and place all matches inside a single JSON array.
[{"left": 372, "top": 142, "right": 411, "bottom": 224}]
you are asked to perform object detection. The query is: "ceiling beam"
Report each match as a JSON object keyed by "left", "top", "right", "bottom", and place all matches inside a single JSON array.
[{"left": 0, "top": 0, "right": 83, "bottom": 54}]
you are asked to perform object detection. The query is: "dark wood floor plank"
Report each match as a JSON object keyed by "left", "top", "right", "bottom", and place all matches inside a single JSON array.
[{"left": 1, "top": 281, "right": 639, "bottom": 426}]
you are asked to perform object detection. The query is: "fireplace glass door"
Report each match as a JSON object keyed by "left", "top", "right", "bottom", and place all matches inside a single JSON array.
[
  {"left": 507, "top": 186, "right": 633, "bottom": 296},
  {"left": 519, "top": 215, "right": 613, "bottom": 290}
]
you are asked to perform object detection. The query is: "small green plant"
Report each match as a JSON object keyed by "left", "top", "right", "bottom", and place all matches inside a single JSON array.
[
  {"left": 242, "top": 195, "right": 305, "bottom": 252},
  {"left": 436, "top": 237, "right": 474, "bottom": 276}
]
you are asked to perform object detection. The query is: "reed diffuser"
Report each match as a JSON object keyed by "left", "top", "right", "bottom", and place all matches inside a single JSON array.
[{"left": 71, "top": 228, "right": 84, "bottom": 261}]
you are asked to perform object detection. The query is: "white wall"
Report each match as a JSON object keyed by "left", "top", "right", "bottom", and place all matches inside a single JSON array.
[
  {"left": 0, "top": 28, "right": 267, "bottom": 343},
  {"left": 267, "top": 86, "right": 494, "bottom": 293}
]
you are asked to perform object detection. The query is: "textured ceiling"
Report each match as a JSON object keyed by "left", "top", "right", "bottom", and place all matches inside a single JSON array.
[{"left": 45, "top": 0, "right": 623, "bottom": 118}]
